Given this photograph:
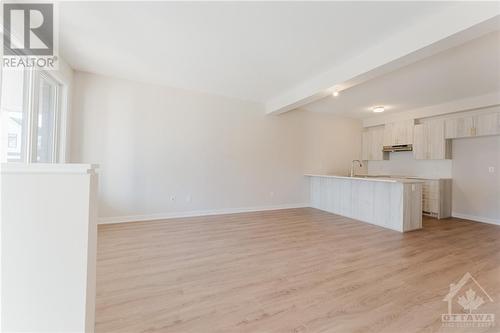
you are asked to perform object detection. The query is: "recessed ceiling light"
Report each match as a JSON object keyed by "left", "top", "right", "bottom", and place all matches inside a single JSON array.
[
  {"left": 372, "top": 106, "right": 385, "bottom": 113},
  {"left": 332, "top": 90, "right": 339, "bottom": 97}
]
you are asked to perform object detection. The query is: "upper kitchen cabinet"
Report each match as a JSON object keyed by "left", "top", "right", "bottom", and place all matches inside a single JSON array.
[
  {"left": 413, "top": 119, "right": 451, "bottom": 160},
  {"left": 383, "top": 120, "right": 414, "bottom": 146},
  {"left": 445, "top": 111, "right": 500, "bottom": 139},
  {"left": 445, "top": 116, "right": 475, "bottom": 138},
  {"left": 362, "top": 126, "right": 387, "bottom": 161},
  {"left": 475, "top": 112, "right": 500, "bottom": 136}
]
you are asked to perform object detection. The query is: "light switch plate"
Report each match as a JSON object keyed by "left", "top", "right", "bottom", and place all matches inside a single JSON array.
[{"left": 488, "top": 166, "right": 495, "bottom": 173}]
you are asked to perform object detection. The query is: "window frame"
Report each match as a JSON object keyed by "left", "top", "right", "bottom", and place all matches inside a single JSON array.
[
  {"left": 30, "top": 71, "right": 61, "bottom": 163},
  {"left": 2, "top": 67, "right": 68, "bottom": 163}
]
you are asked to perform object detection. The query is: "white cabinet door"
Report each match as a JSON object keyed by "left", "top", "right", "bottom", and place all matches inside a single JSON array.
[
  {"left": 371, "top": 127, "right": 385, "bottom": 160},
  {"left": 413, "top": 124, "right": 427, "bottom": 160},
  {"left": 383, "top": 122, "right": 394, "bottom": 146},
  {"left": 362, "top": 131, "right": 371, "bottom": 160},
  {"left": 445, "top": 112, "right": 500, "bottom": 139},
  {"left": 362, "top": 126, "right": 385, "bottom": 161},
  {"left": 475, "top": 112, "right": 500, "bottom": 136},
  {"left": 383, "top": 120, "right": 414, "bottom": 146},
  {"left": 413, "top": 120, "right": 448, "bottom": 160},
  {"left": 428, "top": 120, "right": 446, "bottom": 159},
  {"left": 398, "top": 120, "right": 414, "bottom": 145},
  {"left": 445, "top": 116, "right": 475, "bottom": 139}
]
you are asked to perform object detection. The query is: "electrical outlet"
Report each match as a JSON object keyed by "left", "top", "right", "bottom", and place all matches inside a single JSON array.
[
  {"left": 170, "top": 195, "right": 176, "bottom": 202},
  {"left": 488, "top": 166, "right": 495, "bottom": 173}
]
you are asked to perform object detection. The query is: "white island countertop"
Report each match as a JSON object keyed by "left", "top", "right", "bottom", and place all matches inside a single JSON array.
[{"left": 305, "top": 174, "right": 424, "bottom": 184}]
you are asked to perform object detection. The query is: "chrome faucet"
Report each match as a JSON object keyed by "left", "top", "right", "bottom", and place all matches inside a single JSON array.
[{"left": 350, "top": 160, "right": 363, "bottom": 177}]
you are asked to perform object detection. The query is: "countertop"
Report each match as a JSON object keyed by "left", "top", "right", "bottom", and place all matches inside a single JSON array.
[{"left": 304, "top": 174, "right": 425, "bottom": 184}]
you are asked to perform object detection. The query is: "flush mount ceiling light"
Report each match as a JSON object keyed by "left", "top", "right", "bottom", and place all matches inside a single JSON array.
[
  {"left": 372, "top": 106, "right": 385, "bottom": 113},
  {"left": 332, "top": 90, "right": 339, "bottom": 97}
]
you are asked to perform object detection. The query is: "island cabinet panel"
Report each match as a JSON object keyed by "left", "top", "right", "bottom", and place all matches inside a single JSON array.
[
  {"left": 308, "top": 175, "right": 422, "bottom": 232},
  {"left": 351, "top": 180, "right": 374, "bottom": 223},
  {"left": 372, "top": 182, "right": 392, "bottom": 227},
  {"left": 404, "top": 184, "right": 423, "bottom": 231}
]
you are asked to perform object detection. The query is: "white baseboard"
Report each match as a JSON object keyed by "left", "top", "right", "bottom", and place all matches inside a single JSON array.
[
  {"left": 98, "top": 203, "right": 310, "bottom": 224},
  {"left": 451, "top": 212, "right": 500, "bottom": 226}
]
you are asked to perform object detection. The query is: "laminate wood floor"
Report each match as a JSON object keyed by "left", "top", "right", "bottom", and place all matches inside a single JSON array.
[{"left": 96, "top": 208, "right": 500, "bottom": 333}]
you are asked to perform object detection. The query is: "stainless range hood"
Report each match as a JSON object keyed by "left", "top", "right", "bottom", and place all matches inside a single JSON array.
[{"left": 382, "top": 144, "right": 413, "bottom": 152}]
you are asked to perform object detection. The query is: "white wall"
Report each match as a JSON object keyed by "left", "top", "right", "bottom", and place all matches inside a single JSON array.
[
  {"left": 451, "top": 135, "right": 500, "bottom": 224},
  {"left": 368, "top": 152, "right": 452, "bottom": 179},
  {"left": 70, "top": 72, "right": 363, "bottom": 222},
  {"left": 303, "top": 111, "right": 365, "bottom": 175}
]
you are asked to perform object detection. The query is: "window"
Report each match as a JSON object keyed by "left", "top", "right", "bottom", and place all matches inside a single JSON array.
[
  {"left": 2, "top": 69, "right": 28, "bottom": 162},
  {"left": 8, "top": 134, "right": 18, "bottom": 148},
  {"left": 34, "top": 73, "right": 59, "bottom": 162},
  {"left": 1, "top": 68, "right": 64, "bottom": 163}
]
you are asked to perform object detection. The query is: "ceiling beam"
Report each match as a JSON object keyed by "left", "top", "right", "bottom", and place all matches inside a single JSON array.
[{"left": 266, "top": 3, "right": 500, "bottom": 115}]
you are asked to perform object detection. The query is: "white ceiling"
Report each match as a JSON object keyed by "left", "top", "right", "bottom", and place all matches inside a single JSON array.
[
  {"left": 59, "top": 1, "right": 454, "bottom": 102},
  {"left": 302, "top": 31, "right": 500, "bottom": 118}
]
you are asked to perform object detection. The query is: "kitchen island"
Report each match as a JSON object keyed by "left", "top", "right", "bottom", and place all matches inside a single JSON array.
[{"left": 306, "top": 174, "right": 423, "bottom": 232}]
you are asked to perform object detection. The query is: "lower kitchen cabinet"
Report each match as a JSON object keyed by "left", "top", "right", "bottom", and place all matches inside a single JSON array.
[{"left": 421, "top": 179, "right": 452, "bottom": 219}]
